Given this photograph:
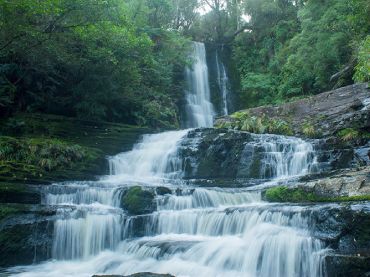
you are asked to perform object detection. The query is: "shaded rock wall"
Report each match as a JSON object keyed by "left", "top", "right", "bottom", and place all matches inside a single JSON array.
[{"left": 0, "top": 204, "right": 57, "bottom": 267}]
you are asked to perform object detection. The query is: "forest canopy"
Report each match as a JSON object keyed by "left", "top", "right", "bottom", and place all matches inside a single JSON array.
[{"left": 0, "top": 0, "right": 369, "bottom": 127}]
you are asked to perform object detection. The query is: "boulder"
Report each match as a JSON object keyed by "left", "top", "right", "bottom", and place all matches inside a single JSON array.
[
  {"left": 300, "top": 167, "right": 370, "bottom": 198},
  {"left": 121, "top": 186, "right": 156, "bottom": 215}
]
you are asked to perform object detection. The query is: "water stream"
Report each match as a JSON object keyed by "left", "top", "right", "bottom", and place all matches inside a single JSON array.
[
  {"left": 8, "top": 42, "right": 329, "bottom": 277},
  {"left": 184, "top": 42, "right": 215, "bottom": 128},
  {"left": 215, "top": 50, "right": 230, "bottom": 115}
]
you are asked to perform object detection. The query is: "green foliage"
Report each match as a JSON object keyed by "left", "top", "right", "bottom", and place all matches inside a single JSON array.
[
  {"left": 301, "top": 122, "right": 319, "bottom": 138},
  {"left": 354, "top": 36, "right": 370, "bottom": 82},
  {"left": 121, "top": 186, "right": 155, "bottom": 215},
  {"left": 336, "top": 128, "right": 370, "bottom": 141},
  {"left": 264, "top": 186, "right": 370, "bottom": 203},
  {"left": 232, "top": 0, "right": 369, "bottom": 108},
  {"left": 337, "top": 128, "right": 360, "bottom": 141},
  {"left": 0, "top": 136, "right": 88, "bottom": 171},
  {"left": 0, "top": 0, "right": 192, "bottom": 128},
  {"left": 219, "top": 111, "right": 293, "bottom": 135},
  {"left": 0, "top": 134, "right": 100, "bottom": 183},
  {"left": 265, "top": 186, "right": 318, "bottom": 202}
]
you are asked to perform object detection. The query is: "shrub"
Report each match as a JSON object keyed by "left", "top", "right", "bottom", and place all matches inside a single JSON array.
[
  {"left": 222, "top": 111, "right": 293, "bottom": 136},
  {"left": 337, "top": 128, "right": 360, "bottom": 141},
  {"left": 302, "top": 122, "right": 317, "bottom": 138}
]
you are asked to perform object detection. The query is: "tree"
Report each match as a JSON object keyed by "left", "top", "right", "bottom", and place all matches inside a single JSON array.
[{"left": 0, "top": 0, "right": 191, "bottom": 128}]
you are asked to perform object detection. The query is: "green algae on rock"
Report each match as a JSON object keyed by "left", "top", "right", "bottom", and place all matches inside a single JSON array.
[{"left": 121, "top": 186, "right": 156, "bottom": 215}]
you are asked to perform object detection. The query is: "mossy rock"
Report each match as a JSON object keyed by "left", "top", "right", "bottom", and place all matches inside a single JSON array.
[
  {"left": 121, "top": 186, "right": 156, "bottom": 215},
  {"left": 0, "top": 136, "right": 103, "bottom": 184},
  {"left": 0, "top": 113, "right": 150, "bottom": 184},
  {"left": 263, "top": 186, "right": 370, "bottom": 203}
]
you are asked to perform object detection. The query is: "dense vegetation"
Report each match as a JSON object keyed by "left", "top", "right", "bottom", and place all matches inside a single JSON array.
[
  {"left": 192, "top": 0, "right": 369, "bottom": 107},
  {"left": 0, "top": 0, "right": 197, "bottom": 128},
  {"left": 0, "top": 113, "right": 148, "bottom": 183},
  {"left": 1, "top": 0, "right": 369, "bottom": 126}
]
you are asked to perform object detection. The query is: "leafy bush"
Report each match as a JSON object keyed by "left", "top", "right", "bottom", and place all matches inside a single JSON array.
[
  {"left": 354, "top": 36, "right": 370, "bottom": 82},
  {"left": 301, "top": 122, "right": 320, "bottom": 138},
  {"left": 0, "top": 0, "right": 191, "bottom": 128},
  {"left": 337, "top": 128, "right": 360, "bottom": 141},
  {"left": 0, "top": 136, "right": 91, "bottom": 171},
  {"left": 223, "top": 111, "right": 293, "bottom": 136}
]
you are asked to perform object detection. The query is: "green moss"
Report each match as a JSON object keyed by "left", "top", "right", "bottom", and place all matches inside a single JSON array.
[
  {"left": 0, "top": 113, "right": 150, "bottom": 155},
  {"left": 337, "top": 128, "right": 370, "bottom": 141},
  {"left": 0, "top": 136, "right": 93, "bottom": 170},
  {"left": 264, "top": 186, "right": 370, "bottom": 203},
  {"left": 0, "top": 135, "right": 103, "bottom": 183},
  {"left": 264, "top": 186, "right": 318, "bottom": 202},
  {"left": 121, "top": 186, "right": 155, "bottom": 215},
  {"left": 218, "top": 111, "right": 293, "bottom": 136},
  {"left": 337, "top": 128, "right": 361, "bottom": 141},
  {"left": 0, "top": 113, "right": 150, "bottom": 183}
]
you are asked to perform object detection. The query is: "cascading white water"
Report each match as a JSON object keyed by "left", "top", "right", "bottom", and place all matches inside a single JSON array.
[
  {"left": 9, "top": 131, "right": 329, "bottom": 277},
  {"left": 215, "top": 50, "right": 230, "bottom": 115},
  {"left": 8, "top": 42, "right": 328, "bottom": 277},
  {"left": 184, "top": 42, "right": 215, "bottom": 128},
  {"left": 254, "top": 134, "right": 318, "bottom": 179},
  {"left": 108, "top": 130, "right": 189, "bottom": 182}
]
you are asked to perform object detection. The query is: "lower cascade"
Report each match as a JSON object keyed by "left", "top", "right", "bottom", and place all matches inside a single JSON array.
[{"left": 8, "top": 128, "right": 339, "bottom": 277}]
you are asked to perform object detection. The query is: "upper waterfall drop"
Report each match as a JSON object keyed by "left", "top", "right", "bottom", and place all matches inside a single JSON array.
[
  {"left": 215, "top": 50, "right": 230, "bottom": 115},
  {"left": 184, "top": 42, "right": 215, "bottom": 128}
]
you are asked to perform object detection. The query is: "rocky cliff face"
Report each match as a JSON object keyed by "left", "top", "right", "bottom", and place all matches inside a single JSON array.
[
  {"left": 215, "top": 83, "right": 370, "bottom": 138},
  {"left": 176, "top": 128, "right": 367, "bottom": 182}
]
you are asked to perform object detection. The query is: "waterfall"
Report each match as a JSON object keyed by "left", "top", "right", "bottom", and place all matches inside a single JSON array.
[
  {"left": 9, "top": 130, "right": 329, "bottom": 277},
  {"left": 215, "top": 50, "right": 230, "bottom": 115},
  {"left": 107, "top": 130, "right": 188, "bottom": 182},
  {"left": 8, "top": 43, "right": 328, "bottom": 277},
  {"left": 184, "top": 42, "right": 215, "bottom": 128},
  {"left": 255, "top": 134, "right": 318, "bottom": 179}
]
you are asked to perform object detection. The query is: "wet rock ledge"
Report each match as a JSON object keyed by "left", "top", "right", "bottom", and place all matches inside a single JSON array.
[
  {"left": 263, "top": 166, "right": 370, "bottom": 202},
  {"left": 215, "top": 83, "right": 370, "bottom": 138}
]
